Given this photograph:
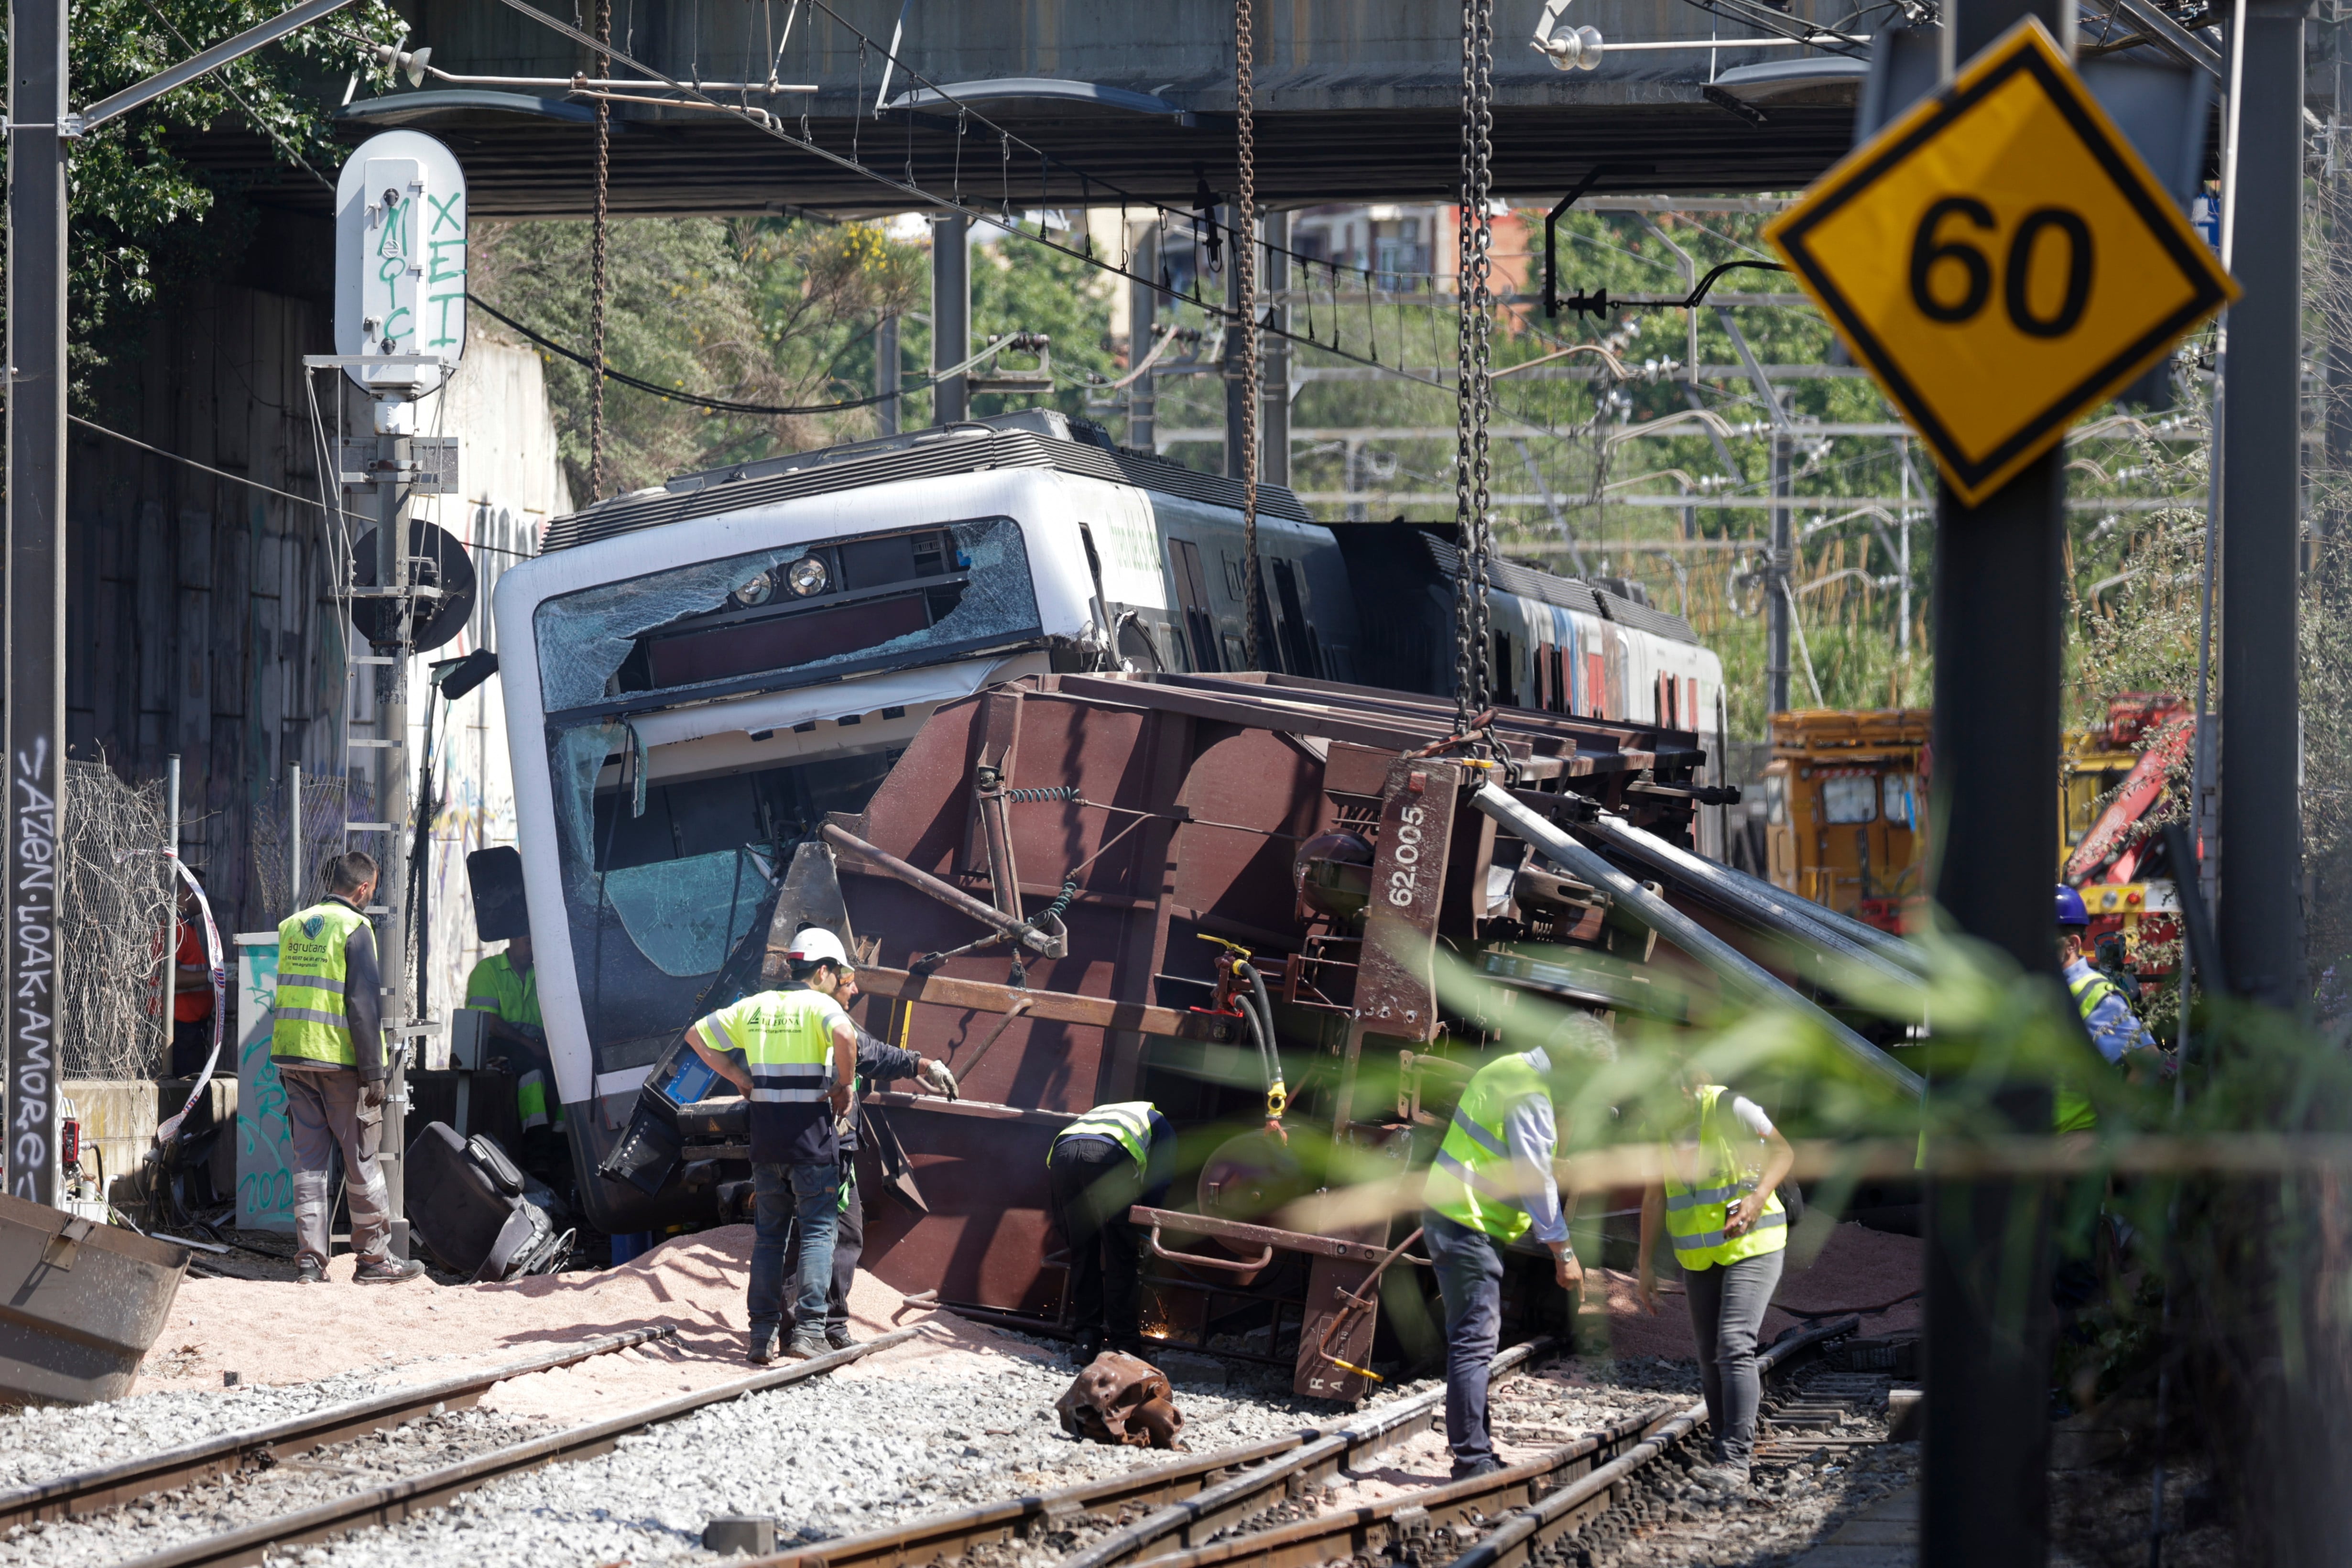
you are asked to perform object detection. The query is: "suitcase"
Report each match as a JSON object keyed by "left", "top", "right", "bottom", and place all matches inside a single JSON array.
[{"left": 407, "top": 1121, "right": 570, "bottom": 1281}]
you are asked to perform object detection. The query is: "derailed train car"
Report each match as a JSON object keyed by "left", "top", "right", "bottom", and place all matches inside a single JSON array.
[{"left": 490, "top": 411, "right": 1900, "bottom": 1398}]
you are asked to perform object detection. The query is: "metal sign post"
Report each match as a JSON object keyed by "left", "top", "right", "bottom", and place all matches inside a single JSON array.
[
  {"left": 1766, "top": 13, "right": 2237, "bottom": 1564},
  {"left": 329, "top": 129, "right": 468, "bottom": 1258},
  {"left": 4, "top": 0, "right": 69, "bottom": 1206}
]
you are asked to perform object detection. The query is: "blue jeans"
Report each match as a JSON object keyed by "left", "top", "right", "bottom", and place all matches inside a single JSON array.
[
  {"left": 751, "top": 1162, "right": 840, "bottom": 1337},
  {"left": 1424, "top": 1208, "right": 1506, "bottom": 1470}
]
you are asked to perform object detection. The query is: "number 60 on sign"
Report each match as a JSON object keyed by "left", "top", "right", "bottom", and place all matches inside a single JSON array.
[{"left": 1766, "top": 19, "right": 2236, "bottom": 506}]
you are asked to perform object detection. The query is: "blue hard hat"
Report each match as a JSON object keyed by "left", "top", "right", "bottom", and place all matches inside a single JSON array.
[{"left": 2055, "top": 884, "right": 2089, "bottom": 927}]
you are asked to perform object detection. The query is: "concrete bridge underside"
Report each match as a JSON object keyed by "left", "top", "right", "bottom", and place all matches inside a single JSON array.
[{"left": 184, "top": 0, "right": 1864, "bottom": 216}]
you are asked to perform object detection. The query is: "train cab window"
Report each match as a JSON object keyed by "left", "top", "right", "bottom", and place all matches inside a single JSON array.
[
  {"left": 1884, "top": 772, "right": 1919, "bottom": 829},
  {"left": 1764, "top": 774, "right": 1788, "bottom": 826},
  {"left": 1822, "top": 774, "right": 1877, "bottom": 825}
]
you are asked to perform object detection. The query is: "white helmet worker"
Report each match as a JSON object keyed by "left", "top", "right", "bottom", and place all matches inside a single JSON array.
[{"left": 786, "top": 926, "right": 852, "bottom": 970}]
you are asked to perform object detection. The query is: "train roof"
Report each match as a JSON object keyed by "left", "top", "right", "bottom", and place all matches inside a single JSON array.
[
  {"left": 538, "top": 410, "right": 1313, "bottom": 554},
  {"left": 1417, "top": 534, "right": 1704, "bottom": 646}
]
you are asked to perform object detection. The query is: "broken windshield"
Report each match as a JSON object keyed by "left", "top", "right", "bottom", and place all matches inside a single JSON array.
[{"left": 533, "top": 517, "right": 1042, "bottom": 718}]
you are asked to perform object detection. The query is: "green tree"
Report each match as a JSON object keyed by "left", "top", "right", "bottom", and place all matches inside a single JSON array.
[{"left": 0, "top": 0, "right": 405, "bottom": 391}]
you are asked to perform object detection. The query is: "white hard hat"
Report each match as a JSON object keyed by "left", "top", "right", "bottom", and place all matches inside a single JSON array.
[{"left": 786, "top": 926, "right": 851, "bottom": 969}]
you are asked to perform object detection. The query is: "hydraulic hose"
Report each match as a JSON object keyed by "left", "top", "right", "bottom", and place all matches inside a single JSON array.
[{"left": 1236, "top": 959, "right": 1287, "bottom": 1119}]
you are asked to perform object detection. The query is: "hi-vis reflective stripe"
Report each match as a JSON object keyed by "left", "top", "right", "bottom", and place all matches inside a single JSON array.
[
  {"left": 1431, "top": 1146, "right": 1532, "bottom": 1205},
  {"left": 749, "top": 1062, "right": 830, "bottom": 1103},
  {"left": 1670, "top": 1211, "right": 1789, "bottom": 1252},
  {"left": 288, "top": 973, "right": 347, "bottom": 994},
  {"left": 1448, "top": 1107, "right": 1508, "bottom": 1159},
  {"left": 275, "top": 1007, "right": 351, "bottom": 1027},
  {"left": 1665, "top": 1184, "right": 1738, "bottom": 1212}
]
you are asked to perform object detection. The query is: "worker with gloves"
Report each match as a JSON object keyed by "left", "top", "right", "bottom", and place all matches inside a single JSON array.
[
  {"left": 2054, "top": 884, "right": 2172, "bottom": 1131},
  {"left": 683, "top": 926, "right": 860, "bottom": 1364},
  {"left": 1637, "top": 1055, "right": 1795, "bottom": 1493},
  {"left": 1047, "top": 1101, "right": 1176, "bottom": 1362},
  {"left": 1420, "top": 1013, "right": 1613, "bottom": 1480},
  {"left": 272, "top": 851, "right": 425, "bottom": 1286},
  {"left": 462, "top": 931, "right": 565, "bottom": 1152},
  {"left": 784, "top": 1006, "right": 960, "bottom": 1350}
]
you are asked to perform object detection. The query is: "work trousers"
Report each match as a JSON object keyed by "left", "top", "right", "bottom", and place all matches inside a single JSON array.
[
  {"left": 784, "top": 1160, "right": 863, "bottom": 1337},
  {"left": 280, "top": 1065, "right": 391, "bottom": 1271},
  {"left": 750, "top": 1161, "right": 839, "bottom": 1337},
  {"left": 1684, "top": 1248, "right": 1786, "bottom": 1467},
  {"left": 1047, "top": 1136, "right": 1144, "bottom": 1343},
  {"left": 1424, "top": 1209, "right": 1507, "bottom": 1470}
]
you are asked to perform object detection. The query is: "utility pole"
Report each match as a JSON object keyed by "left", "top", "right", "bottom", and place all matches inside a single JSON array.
[
  {"left": 5, "top": 0, "right": 69, "bottom": 1206},
  {"left": 931, "top": 214, "right": 970, "bottom": 425},
  {"left": 1262, "top": 210, "right": 1290, "bottom": 489},
  {"left": 372, "top": 395, "right": 414, "bottom": 1260},
  {"left": 1128, "top": 222, "right": 1159, "bottom": 454},
  {"left": 2217, "top": 5, "right": 2331, "bottom": 1556},
  {"left": 1768, "top": 436, "right": 1792, "bottom": 713},
  {"left": 876, "top": 315, "right": 900, "bottom": 438},
  {"left": 1921, "top": 0, "right": 2069, "bottom": 1559}
]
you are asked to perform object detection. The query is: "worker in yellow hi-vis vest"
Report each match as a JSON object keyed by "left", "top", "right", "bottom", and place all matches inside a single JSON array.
[
  {"left": 272, "top": 851, "right": 425, "bottom": 1287},
  {"left": 1637, "top": 1057, "right": 1795, "bottom": 1492},
  {"left": 462, "top": 932, "right": 565, "bottom": 1149},
  {"left": 1420, "top": 1013, "right": 1617, "bottom": 1480}
]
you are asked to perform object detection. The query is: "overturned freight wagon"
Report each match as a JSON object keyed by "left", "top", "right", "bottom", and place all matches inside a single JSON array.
[{"left": 491, "top": 411, "right": 1900, "bottom": 1398}]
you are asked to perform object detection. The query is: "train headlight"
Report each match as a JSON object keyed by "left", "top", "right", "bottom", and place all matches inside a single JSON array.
[{"left": 784, "top": 555, "right": 830, "bottom": 597}]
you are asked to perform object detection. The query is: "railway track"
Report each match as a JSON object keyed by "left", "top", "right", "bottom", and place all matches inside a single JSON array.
[
  {"left": 739, "top": 1318, "right": 1863, "bottom": 1568},
  {"left": 0, "top": 1325, "right": 674, "bottom": 1530},
  {"left": 40, "top": 1325, "right": 924, "bottom": 1568},
  {"left": 1125, "top": 1317, "right": 1865, "bottom": 1568},
  {"left": 744, "top": 1340, "right": 1557, "bottom": 1568}
]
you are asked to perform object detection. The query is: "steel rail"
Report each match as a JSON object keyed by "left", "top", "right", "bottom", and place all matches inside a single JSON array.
[
  {"left": 1436, "top": 1318, "right": 1862, "bottom": 1568},
  {"left": 110, "top": 1326, "right": 926, "bottom": 1568},
  {"left": 747, "top": 1340, "right": 1555, "bottom": 1568},
  {"left": 1126, "top": 1317, "right": 1858, "bottom": 1568},
  {"left": 0, "top": 1325, "right": 675, "bottom": 1530}
]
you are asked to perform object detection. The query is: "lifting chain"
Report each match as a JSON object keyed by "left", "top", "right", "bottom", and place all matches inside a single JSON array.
[
  {"left": 1453, "top": 0, "right": 1496, "bottom": 734},
  {"left": 1235, "top": 0, "right": 1261, "bottom": 671},
  {"left": 589, "top": 0, "right": 613, "bottom": 498}
]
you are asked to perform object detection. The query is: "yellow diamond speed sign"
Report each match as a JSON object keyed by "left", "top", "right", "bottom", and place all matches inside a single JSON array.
[{"left": 1765, "top": 19, "right": 2236, "bottom": 506}]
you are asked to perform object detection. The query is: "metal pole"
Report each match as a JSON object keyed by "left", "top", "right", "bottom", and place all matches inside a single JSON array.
[
  {"left": 1128, "top": 222, "right": 1159, "bottom": 453},
  {"left": 1920, "top": 7, "right": 2069, "bottom": 1559},
  {"left": 930, "top": 214, "right": 970, "bottom": 425},
  {"left": 2216, "top": 0, "right": 2304, "bottom": 1012},
  {"left": 2213, "top": 8, "right": 2341, "bottom": 1558},
  {"left": 1899, "top": 439, "right": 1914, "bottom": 657},
  {"left": 1223, "top": 204, "right": 1248, "bottom": 481},
  {"left": 5, "top": 0, "right": 68, "bottom": 1208},
  {"left": 372, "top": 396, "right": 414, "bottom": 1260},
  {"left": 1262, "top": 210, "right": 1290, "bottom": 490},
  {"left": 876, "top": 314, "right": 900, "bottom": 438},
  {"left": 289, "top": 762, "right": 303, "bottom": 914},
  {"left": 161, "top": 756, "right": 181, "bottom": 1073},
  {"left": 1767, "top": 435, "right": 1792, "bottom": 713}
]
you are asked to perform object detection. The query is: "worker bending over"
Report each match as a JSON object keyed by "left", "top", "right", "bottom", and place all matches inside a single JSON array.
[
  {"left": 784, "top": 1013, "right": 959, "bottom": 1350},
  {"left": 1047, "top": 1101, "right": 1175, "bottom": 1362},
  {"left": 2054, "top": 885, "right": 2171, "bottom": 1131},
  {"left": 1420, "top": 1015, "right": 1611, "bottom": 1480},
  {"left": 272, "top": 852, "right": 425, "bottom": 1285},
  {"left": 462, "top": 932, "right": 565, "bottom": 1154},
  {"left": 1638, "top": 1059, "right": 1794, "bottom": 1491},
  {"left": 683, "top": 926, "right": 858, "bottom": 1363}
]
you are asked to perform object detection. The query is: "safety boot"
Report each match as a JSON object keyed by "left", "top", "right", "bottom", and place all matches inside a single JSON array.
[
  {"left": 825, "top": 1325, "right": 856, "bottom": 1351},
  {"left": 295, "top": 1257, "right": 324, "bottom": 1285},
  {"left": 353, "top": 1256, "right": 426, "bottom": 1285},
  {"left": 783, "top": 1329, "right": 830, "bottom": 1361},
  {"left": 746, "top": 1328, "right": 779, "bottom": 1365}
]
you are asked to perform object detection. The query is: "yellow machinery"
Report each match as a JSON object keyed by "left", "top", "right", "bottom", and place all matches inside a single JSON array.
[
  {"left": 1760, "top": 709, "right": 1931, "bottom": 933},
  {"left": 1759, "top": 695, "right": 2185, "bottom": 952}
]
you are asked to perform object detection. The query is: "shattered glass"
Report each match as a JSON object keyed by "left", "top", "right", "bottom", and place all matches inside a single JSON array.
[
  {"left": 535, "top": 547, "right": 802, "bottom": 713},
  {"left": 600, "top": 847, "right": 771, "bottom": 978}
]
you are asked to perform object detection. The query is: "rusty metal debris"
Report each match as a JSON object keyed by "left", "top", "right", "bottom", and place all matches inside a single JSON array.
[{"left": 1057, "top": 1351, "right": 1187, "bottom": 1450}]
